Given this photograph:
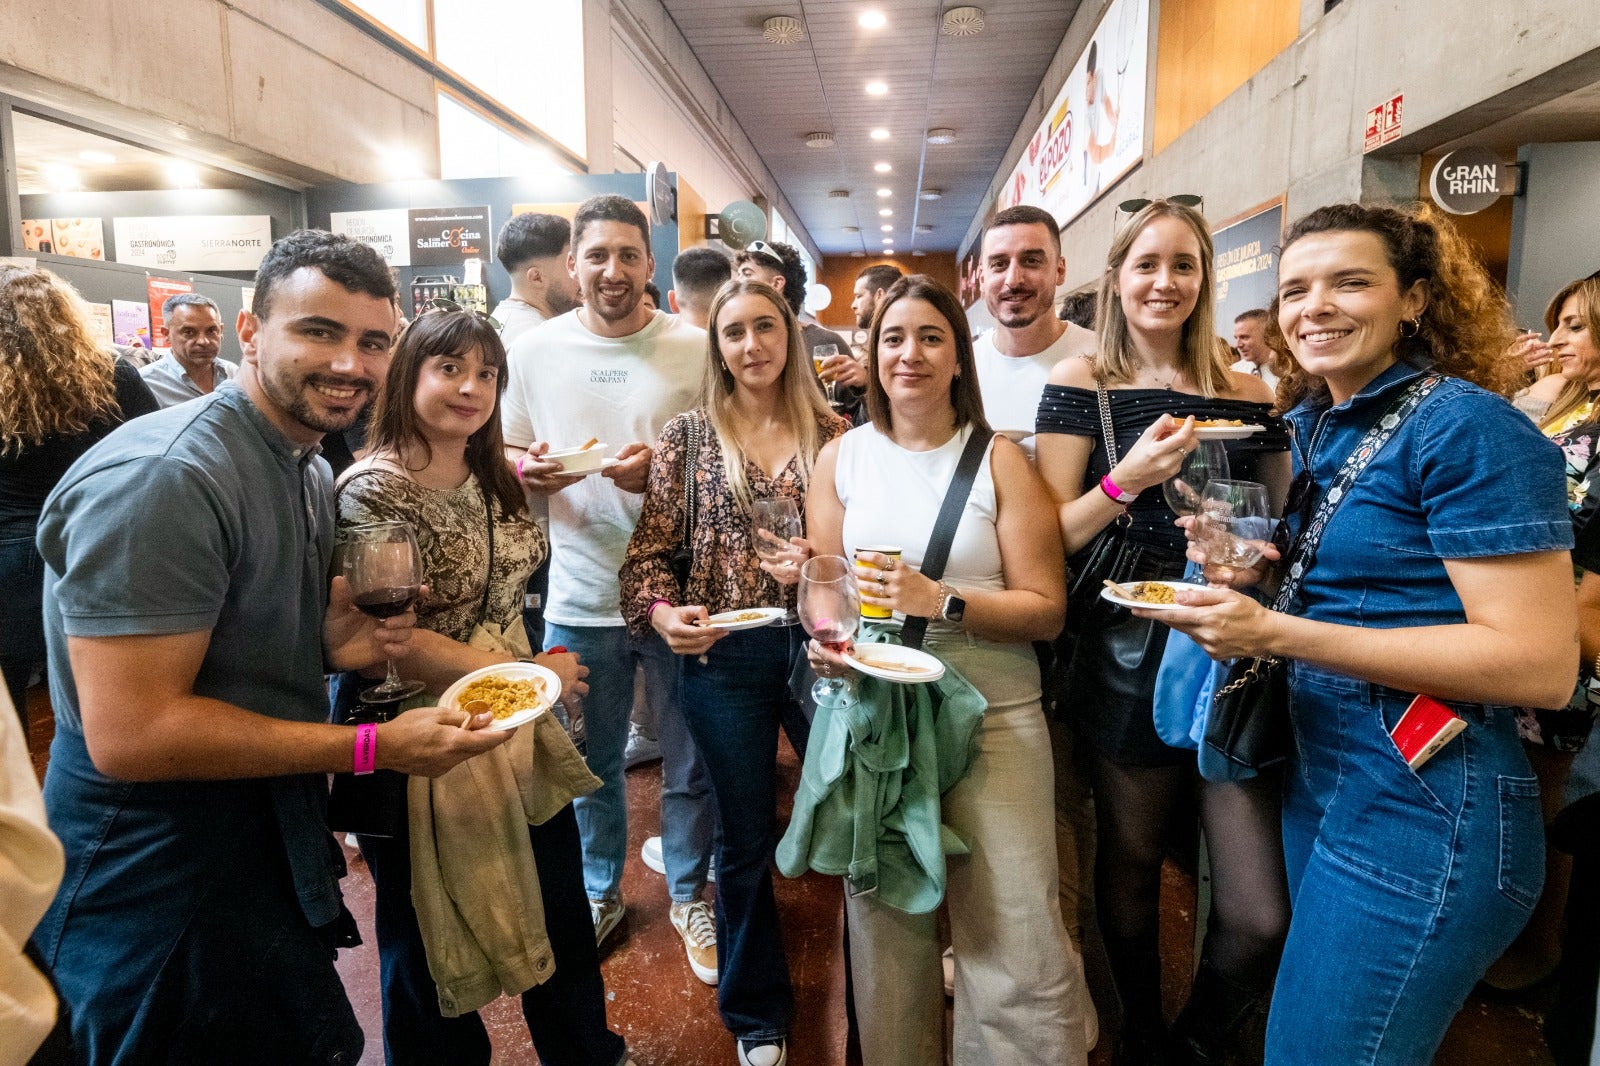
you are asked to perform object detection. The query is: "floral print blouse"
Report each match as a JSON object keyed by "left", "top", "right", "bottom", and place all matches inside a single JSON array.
[{"left": 620, "top": 409, "right": 848, "bottom": 637}]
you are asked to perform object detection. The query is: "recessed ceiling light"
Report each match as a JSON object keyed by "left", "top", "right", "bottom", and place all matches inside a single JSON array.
[
  {"left": 876, "top": 187, "right": 892, "bottom": 197},
  {"left": 763, "top": 15, "right": 805, "bottom": 44},
  {"left": 919, "top": 188, "right": 944, "bottom": 201},
  {"left": 167, "top": 162, "right": 200, "bottom": 188},
  {"left": 926, "top": 128, "right": 957, "bottom": 145},
  {"left": 828, "top": 188, "right": 851, "bottom": 198},
  {"left": 79, "top": 150, "right": 116, "bottom": 164},
  {"left": 874, "top": 162, "right": 892, "bottom": 173},
  {"left": 881, "top": 224, "right": 893, "bottom": 232},
  {"left": 866, "top": 81, "right": 889, "bottom": 96},
  {"left": 879, "top": 208, "right": 893, "bottom": 217},
  {"left": 806, "top": 132, "right": 836, "bottom": 148},
  {"left": 43, "top": 165, "right": 81, "bottom": 191},
  {"left": 869, "top": 128, "right": 891, "bottom": 141},
  {"left": 882, "top": 237, "right": 894, "bottom": 245},
  {"left": 859, "top": 10, "right": 887, "bottom": 29}
]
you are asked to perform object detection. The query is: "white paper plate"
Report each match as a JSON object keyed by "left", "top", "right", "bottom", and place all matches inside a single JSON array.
[
  {"left": 844, "top": 643, "right": 946, "bottom": 683},
  {"left": 546, "top": 443, "right": 611, "bottom": 476},
  {"left": 1193, "top": 424, "right": 1265, "bottom": 440},
  {"left": 440, "top": 661, "right": 562, "bottom": 732},
  {"left": 706, "top": 606, "right": 786, "bottom": 631},
  {"left": 1099, "top": 579, "right": 1190, "bottom": 611}
]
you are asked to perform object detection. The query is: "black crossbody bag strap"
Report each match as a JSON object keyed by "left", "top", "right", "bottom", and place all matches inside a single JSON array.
[{"left": 900, "top": 427, "right": 991, "bottom": 650}]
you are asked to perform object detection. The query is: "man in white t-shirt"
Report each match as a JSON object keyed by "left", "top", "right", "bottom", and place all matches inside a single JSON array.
[
  {"left": 973, "top": 205, "right": 1096, "bottom": 459},
  {"left": 1229, "top": 308, "right": 1279, "bottom": 390},
  {"left": 502, "top": 196, "right": 717, "bottom": 981},
  {"left": 493, "top": 211, "right": 582, "bottom": 349}
]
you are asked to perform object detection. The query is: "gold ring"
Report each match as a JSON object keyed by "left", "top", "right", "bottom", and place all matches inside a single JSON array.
[{"left": 876, "top": 573, "right": 887, "bottom": 586}]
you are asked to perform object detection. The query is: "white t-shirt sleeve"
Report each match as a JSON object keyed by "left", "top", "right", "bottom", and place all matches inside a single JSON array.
[{"left": 501, "top": 330, "right": 538, "bottom": 448}]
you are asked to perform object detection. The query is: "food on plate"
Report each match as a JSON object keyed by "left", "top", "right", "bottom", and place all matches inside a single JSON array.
[
  {"left": 1128, "top": 582, "right": 1177, "bottom": 604},
  {"left": 1187, "top": 418, "right": 1245, "bottom": 428},
  {"left": 713, "top": 609, "right": 769, "bottom": 624},
  {"left": 457, "top": 674, "right": 548, "bottom": 720},
  {"left": 852, "top": 653, "right": 933, "bottom": 674}
]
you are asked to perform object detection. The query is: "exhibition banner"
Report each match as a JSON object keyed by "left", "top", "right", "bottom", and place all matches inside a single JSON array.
[
  {"left": 113, "top": 215, "right": 272, "bottom": 271},
  {"left": 330, "top": 208, "right": 412, "bottom": 266},
  {"left": 408, "top": 206, "right": 491, "bottom": 266},
  {"left": 1212, "top": 203, "right": 1284, "bottom": 338},
  {"left": 998, "top": 0, "right": 1149, "bottom": 225}
]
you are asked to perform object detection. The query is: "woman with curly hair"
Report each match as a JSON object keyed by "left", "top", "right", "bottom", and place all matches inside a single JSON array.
[
  {"left": 1144, "top": 202, "right": 1575, "bottom": 1064},
  {"left": 0, "top": 267, "right": 157, "bottom": 732}
]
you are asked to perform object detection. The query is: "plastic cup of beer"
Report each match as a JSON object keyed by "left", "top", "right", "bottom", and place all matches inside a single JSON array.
[{"left": 854, "top": 545, "right": 902, "bottom": 619}]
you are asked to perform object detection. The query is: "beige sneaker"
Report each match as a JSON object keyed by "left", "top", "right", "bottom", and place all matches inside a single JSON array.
[
  {"left": 670, "top": 899, "right": 719, "bottom": 984},
  {"left": 590, "top": 897, "right": 625, "bottom": 949}
]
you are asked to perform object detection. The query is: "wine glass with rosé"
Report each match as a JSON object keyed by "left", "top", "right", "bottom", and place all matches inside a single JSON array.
[{"left": 797, "top": 554, "right": 861, "bottom": 703}]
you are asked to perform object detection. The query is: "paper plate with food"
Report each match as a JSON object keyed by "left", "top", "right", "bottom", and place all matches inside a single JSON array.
[
  {"left": 704, "top": 607, "right": 787, "bottom": 631},
  {"left": 1100, "top": 579, "right": 1190, "bottom": 611},
  {"left": 440, "top": 662, "right": 561, "bottom": 732},
  {"left": 1184, "top": 418, "right": 1266, "bottom": 440},
  {"left": 844, "top": 643, "right": 946, "bottom": 683},
  {"left": 545, "top": 439, "right": 613, "bottom": 476}
]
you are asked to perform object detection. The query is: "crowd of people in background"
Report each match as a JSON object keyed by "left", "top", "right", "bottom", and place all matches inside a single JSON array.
[{"left": 1, "top": 188, "right": 1597, "bottom": 1066}]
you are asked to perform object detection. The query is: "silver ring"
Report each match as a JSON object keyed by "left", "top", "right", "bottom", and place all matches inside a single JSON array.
[
  {"left": 876, "top": 573, "right": 887, "bottom": 586},
  {"left": 884, "top": 559, "right": 897, "bottom": 572}
]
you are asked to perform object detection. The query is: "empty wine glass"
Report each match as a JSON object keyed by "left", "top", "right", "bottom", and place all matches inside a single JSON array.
[
  {"left": 751, "top": 498, "right": 802, "bottom": 566},
  {"left": 1195, "top": 480, "right": 1273, "bottom": 586},
  {"left": 812, "top": 343, "right": 840, "bottom": 403},
  {"left": 1162, "top": 439, "right": 1231, "bottom": 516},
  {"left": 343, "top": 521, "right": 427, "bottom": 704},
  {"left": 797, "top": 555, "right": 860, "bottom": 704}
]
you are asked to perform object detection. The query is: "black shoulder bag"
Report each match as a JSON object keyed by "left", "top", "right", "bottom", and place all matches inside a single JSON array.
[
  {"left": 1205, "top": 374, "right": 1443, "bottom": 771},
  {"left": 899, "top": 427, "right": 992, "bottom": 650},
  {"left": 668, "top": 414, "right": 703, "bottom": 595}
]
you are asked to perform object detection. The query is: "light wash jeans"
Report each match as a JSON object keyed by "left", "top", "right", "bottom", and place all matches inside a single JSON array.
[{"left": 544, "top": 623, "right": 714, "bottom": 902}]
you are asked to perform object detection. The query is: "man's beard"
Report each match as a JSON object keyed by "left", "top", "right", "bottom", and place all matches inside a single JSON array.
[{"left": 260, "top": 366, "right": 374, "bottom": 434}]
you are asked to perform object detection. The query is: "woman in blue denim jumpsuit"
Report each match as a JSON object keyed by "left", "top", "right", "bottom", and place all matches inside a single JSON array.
[{"left": 1142, "top": 203, "right": 1577, "bottom": 1063}]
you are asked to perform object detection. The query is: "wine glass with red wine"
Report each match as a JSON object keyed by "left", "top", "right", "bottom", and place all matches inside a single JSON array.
[
  {"left": 342, "top": 521, "right": 427, "bottom": 704},
  {"left": 797, "top": 554, "right": 860, "bottom": 703}
]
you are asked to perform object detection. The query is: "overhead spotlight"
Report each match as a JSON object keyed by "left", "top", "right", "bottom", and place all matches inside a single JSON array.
[
  {"left": 763, "top": 15, "right": 805, "bottom": 44},
  {"left": 866, "top": 81, "right": 889, "bottom": 96},
  {"left": 870, "top": 128, "right": 891, "bottom": 141},
  {"left": 828, "top": 188, "right": 851, "bottom": 198},
  {"left": 874, "top": 162, "right": 892, "bottom": 173},
  {"left": 859, "top": 10, "right": 887, "bottom": 29},
  {"left": 43, "top": 165, "right": 81, "bottom": 191},
  {"left": 806, "top": 132, "right": 836, "bottom": 148},
  {"left": 919, "top": 188, "right": 944, "bottom": 200},
  {"left": 881, "top": 224, "right": 893, "bottom": 232},
  {"left": 912, "top": 250, "right": 927, "bottom": 257},
  {"left": 79, "top": 149, "right": 116, "bottom": 164},
  {"left": 382, "top": 149, "right": 423, "bottom": 179},
  {"left": 843, "top": 225, "right": 861, "bottom": 233},
  {"left": 166, "top": 162, "right": 201, "bottom": 188},
  {"left": 926, "top": 128, "right": 957, "bottom": 145},
  {"left": 941, "top": 6, "right": 985, "bottom": 36},
  {"left": 876, "top": 187, "right": 892, "bottom": 197},
  {"left": 879, "top": 208, "right": 893, "bottom": 217},
  {"left": 882, "top": 237, "right": 894, "bottom": 245}
]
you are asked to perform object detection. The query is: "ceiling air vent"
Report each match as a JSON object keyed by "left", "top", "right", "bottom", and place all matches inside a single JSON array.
[
  {"left": 926, "top": 128, "right": 956, "bottom": 146},
  {"left": 763, "top": 16, "right": 805, "bottom": 44},
  {"left": 828, "top": 188, "right": 851, "bottom": 198},
  {"left": 805, "top": 131, "right": 835, "bottom": 149},
  {"left": 842, "top": 226, "right": 860, "bottom": 233},
  {"left": 941, "top": 6, "right": 985, "bottom": 37}
]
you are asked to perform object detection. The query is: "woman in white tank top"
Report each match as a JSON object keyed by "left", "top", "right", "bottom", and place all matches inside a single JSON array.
[{"left": 799, "top": 276, "right": 1090, "bottom": 1066}]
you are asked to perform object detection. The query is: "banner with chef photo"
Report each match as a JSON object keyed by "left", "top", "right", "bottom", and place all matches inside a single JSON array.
[{"left": 114, "top": 215, "right": 272, "bottom": 272}]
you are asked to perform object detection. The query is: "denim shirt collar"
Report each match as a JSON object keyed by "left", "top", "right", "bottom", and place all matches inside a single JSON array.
[{"left": 1292, "top": 359, "right": 1430, "bottom": 419}]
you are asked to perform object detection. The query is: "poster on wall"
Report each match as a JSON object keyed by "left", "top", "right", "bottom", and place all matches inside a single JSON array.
[
  {"left": 113, "top": 216, "right": 272, "bottom": 272},
  {"left": 21, "top": 220, "right": 51, "bottom": 253},
  {"left": 330, "top": 208, "right": 412, "bottom": 266},
  {"left": 84, "top": 303, "right": 114, "bottom": 346},
  {"left": 20, "top": 218, "right": 105, "bottom": 259},
  {"left": 997, "top": 0, "right": 1149, "bottom": 226},
  {"left": 111, "top": 299, "right": 152, "bottom": 350},
  {"left": 1212, "top": 203, "right": 1284, "bottom": 338},
  {"left": 147, "top": 278, "right": 194, "bottom": 348},
  {"left": 408, "top": 206, "right": 492, "bottom": 266}
]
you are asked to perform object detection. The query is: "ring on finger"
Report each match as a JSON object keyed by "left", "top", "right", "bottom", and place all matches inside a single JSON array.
[{"left": 876, "top": 573, "right": 887, "bottom": 586}]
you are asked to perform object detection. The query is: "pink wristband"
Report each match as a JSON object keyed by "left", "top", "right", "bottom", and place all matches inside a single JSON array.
[
  {"left": 353, "top": 723, "right": 378, "bottom": 776},
  {"left": 1099, "top": 473, "right": 1137, "bottom": 505},
  {"left": 646, "top": 599, "right": 670, "bottom": 623},
  {"left": 515, "top": 455, "right": 529, "bottom": 484}
]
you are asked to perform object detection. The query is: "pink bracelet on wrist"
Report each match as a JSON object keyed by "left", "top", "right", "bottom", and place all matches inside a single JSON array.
[
  {"left": 1099, "top": 473, "right": 1138, "bottom": 505},
  {"left": 515, "top": 455, "right": 529, "bottom": 484},
  {"left": 646, "top": 599, "right": 670, "bottom": 623},
  {"left": 353, "top": 723, "right": 378, "bottom": 776}
]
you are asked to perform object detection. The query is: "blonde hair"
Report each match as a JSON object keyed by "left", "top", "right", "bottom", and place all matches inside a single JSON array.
[
  {"left": 701, "top": 280, "right": 834, "bottom": 514},
  {"left": 0, "top": 267, "right": 117, "bottom": 456},
  {"left": 1537, "top": 277, "right": 1600, "bottom": 434},
  {"left": 1094, "top": 200, "right": 1231, "bottom": 396}
]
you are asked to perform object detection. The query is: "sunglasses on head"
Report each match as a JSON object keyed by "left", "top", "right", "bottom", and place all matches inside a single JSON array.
[
  {"left": 426, "top": 297, "right": 500, "bottom": 332},
  {"left": 1117, "top": 194, "right": 1203, "bottom": 214}
]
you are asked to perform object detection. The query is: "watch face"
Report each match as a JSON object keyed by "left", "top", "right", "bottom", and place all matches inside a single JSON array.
[{"left": 946, "top": 595, "right": 966, "bottom": 623}]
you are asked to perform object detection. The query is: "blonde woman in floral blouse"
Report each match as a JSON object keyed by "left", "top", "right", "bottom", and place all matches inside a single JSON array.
[{"left": 621, "top": 280, "right": 846, "bottom": 1066}]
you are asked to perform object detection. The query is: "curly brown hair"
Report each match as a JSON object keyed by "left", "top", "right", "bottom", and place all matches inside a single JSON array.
[
  {"left": 1277, "top": 202, "right": 1521, "bottom": 401},
  {"left": 0, "top": 267, "right": 117, "bottom": 456}
]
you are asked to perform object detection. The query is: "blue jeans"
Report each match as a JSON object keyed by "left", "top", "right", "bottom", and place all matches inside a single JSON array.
[
  {"left": 680, "top": 624, "right": 807, "bottom": 1041},
  {"left": 1269, "top": 665, "right": 1543, "bottom": 1063},
  {"left": 0, "top": 534, "right": 46, "bottom": 725},
  {"left": 545, "top": 623, "right": 714, "bottom": 901},
  {"left": 358, "top": 804, "right": 626, "bottom": 1066}
]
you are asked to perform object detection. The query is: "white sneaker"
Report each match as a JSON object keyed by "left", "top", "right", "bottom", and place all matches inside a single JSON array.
[
  {"left": 670, "top": 899, "right": 719, "bottom": 985},
  {"left": 624, "top": 722, "right": 662, "bottom": 768},
  {"left": 737, "top": 1037, "right": 787, "bottom": 1066},
  {"left": 590, "top": 896, "right": 625, "bottom": 949},
  {"left": 641, "top": 836, "right": 716, "bottom": 882}
]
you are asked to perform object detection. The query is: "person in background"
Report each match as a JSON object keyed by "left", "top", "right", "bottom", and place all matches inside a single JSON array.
[
  {"left": 493, "top": 211, "right": 582, "bottom": 348},
  {"left": 1229, "top": 309, "right": 1280, "bottom": 390},
  {"left": 735, "top": 241, "right": 864, "bottom": 419},
  {"left": 851, "top": 264, "right": 903, "bottom": 332},
  {"left": 1035, "top": 199, "right": 1289, "bottom": 1064},
  {"left": 622, "top": 279, "right": 846, "bottom": 1066},
  {"left": 805, "top": 275, "right": 1085, "bottom": 1066},
  {"left": 33, "top": 231, "right": 507, "bottom": 1061},
  {"left": 502, "top": 195, "right": 717, "bottom": 977},
  {"left": 1058, "top": 289, "right": 1097, "bottom": 331},
  {"left": 1517, "top": 276, "right": 1600, "bottom": 436},
  {"left": 1147, "top": 202, "right": 1573, "bottom": 1064},
  {"left": 0, "top": 266, "right": 159, "bottom": 737},
  {"left": 667, "top": 246, "right": 732, "bottom": 330},
  {"left": 336, "top": 307, "right": 627, "bottom": 1066},
  {"left": 139, "top": 294, "right": 237, "bottom": 408},
  {"left": 642, "top": 281, "right": 661, "bottom": 312}
]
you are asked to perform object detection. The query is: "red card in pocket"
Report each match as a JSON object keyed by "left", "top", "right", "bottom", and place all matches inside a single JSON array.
[{"left": 1389, "top": 694, "right": 1467, "bottom": 770}]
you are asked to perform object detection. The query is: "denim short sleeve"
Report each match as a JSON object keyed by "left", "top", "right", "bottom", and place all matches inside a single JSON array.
[
  {"left": 1414, "top": 386, "right": 1573, "bottom": 559},
  {"left": 38, "top": 455, "right": 233, "bottom": 637}
]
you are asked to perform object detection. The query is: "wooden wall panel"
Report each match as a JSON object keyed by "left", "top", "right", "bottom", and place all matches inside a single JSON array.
[{"left": 1154, "top": 0, "right": 1299, "bottom": 153}]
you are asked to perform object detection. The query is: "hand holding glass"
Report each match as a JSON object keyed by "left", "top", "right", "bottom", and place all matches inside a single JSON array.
[
  {"left": 812, "top": 343, "right": 840, "bottom": 402},
  {"left": 798, "top": 555, "right": 860, "bottom": 703},
  {"left": 751, "top": 498, "right": 802, "bottom": 566},
  {"left": 343, "top": 521, "right": 427, "bottom": 704},
  {"left": 1195, "top": 480, "right": 1272, "bottom": 586},
  {"left": 1162, "top": 439, "right": 1231, "bottom": 517}
]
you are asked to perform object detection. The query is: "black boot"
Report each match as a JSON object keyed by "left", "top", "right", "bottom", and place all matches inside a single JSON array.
[
  {"left": 1171, "top": 958, "right": 1268, "bottom": 1066},
  {"left": 1105, "top": 930, "right": 1173, "bottom": 1066}
]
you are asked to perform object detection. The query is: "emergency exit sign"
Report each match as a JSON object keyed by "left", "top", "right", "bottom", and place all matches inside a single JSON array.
[{"left": 1364, "top": 94, "right": 1403, "bottom": 152}]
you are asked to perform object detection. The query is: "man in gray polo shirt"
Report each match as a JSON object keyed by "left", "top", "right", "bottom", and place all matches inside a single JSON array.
[
  {"left": 139, "top": 293, "right": 240, "bottom": 407},
  {"left": 33, "top": 230, "right": 511, "bottom": 1061}
]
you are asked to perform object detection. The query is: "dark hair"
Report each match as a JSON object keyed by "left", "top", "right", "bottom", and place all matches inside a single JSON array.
[
  {"left": 496, "top": 212, "right": 570, "bottom": 274},
  {"left": 1278, "top": 202, "right": 1520, "bottom": 397},
  {"left": 671, "top": 246, "right": 733, "bottom": 306},
  {"left": 643, "top": 281, "right": 661, "bottom": 308},
  {"left": 856, "top": 263, "right": 903, "bottom": 296},
  {"left": 162, "top": 292, "right": 220, "bottom": 321},
  {"left": 253, "top": 229, "right": 395, "bottom": 320},
  {"left": 1234, "top": 308, "right": 1269, "bottom": 325},
  {"left": 365, "top": 310, "right": 525, "bottom": 519},
  {"left": 1087, "top": 41, "right": 1098, "bottom": 74},
  {"left": 863, "top": 275, "right": 990, "bottom": 436},
  {"left": 739, "top": 240, "right": 808, "bottom": 315},
  {"left": 572, "top": 194, "right": 650, "bottom": 252},
  {"left": 985, "top": 205, "right": 1062, "bottom": 253},
  {"left": 1058, "top": 289, "right": 1096, "bottom": 329}
]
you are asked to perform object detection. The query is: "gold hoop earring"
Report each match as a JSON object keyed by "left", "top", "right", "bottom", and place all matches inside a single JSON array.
[{"left": 1398, "top": 316, "right": 1421, "bottom": 339}]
